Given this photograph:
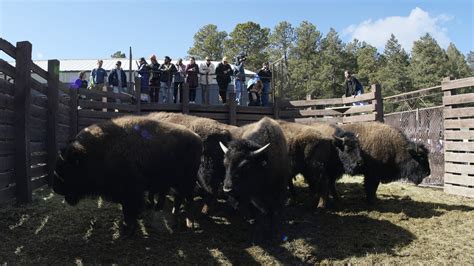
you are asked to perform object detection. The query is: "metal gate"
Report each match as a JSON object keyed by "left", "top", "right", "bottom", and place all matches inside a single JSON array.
[{"left": 384, "top": 106, "right": 444, "bottom": 185}]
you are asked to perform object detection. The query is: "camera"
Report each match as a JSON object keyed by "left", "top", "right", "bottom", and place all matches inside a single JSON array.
[{"left": 235, "top": 53, "right": 247, "bottom": 64}]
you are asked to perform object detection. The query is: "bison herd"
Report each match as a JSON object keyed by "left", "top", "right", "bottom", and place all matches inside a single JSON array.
[{"left": 53, "top": 113, "right": 431, "bottom": 242}]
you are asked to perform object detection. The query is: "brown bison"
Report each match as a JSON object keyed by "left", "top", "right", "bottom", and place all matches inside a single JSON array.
[
  {"left": 279, "top": 121, "right": 363, "bottom": 208},
  {"left": 219, "top": 117, "right": 290, "bottom": 242},
  {"left": 53, "top": 116, "right": 203, "bottom": 233},
  {"left": 147, "top": 112, "right": 237, "bottom": 214},
  {"left": 341, "top": 122, "right": 431, "bottom": 204}
]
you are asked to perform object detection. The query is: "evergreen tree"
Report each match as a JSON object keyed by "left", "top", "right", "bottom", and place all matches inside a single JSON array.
[
  {"left": 409, "top": 33, "right": 449, "bottom": 89},
  {"left": 467, "top": 51, "right": 474, "bottom": 71},
  {"left": 446, "top": 43, "right": 472, "bottom": 78},
  {"left": 269, "top": 21, "right": 295, "bottom": 61},
  {"left": 344, "top": 38, "right": 361, "bottom": 75},
  {"left": 188, "top": 24, "right": 227, "bottom": 60},
  {"left": 356, "top": 43, "right": 379, "bottom": 87},
  {"left": 111, "top": 51, "right": 126, "bottom": 58},
  {"left": 318, "top": 28, "right": 346, "bottom": 98},
  {"left": 224, "top": 22, "right": 270, "bottom": 71},
  {"left": 376, "top": 34, "right": 412, "bottom": 97},
  {"left": 288, "top": 21, "right": 322, "bottom": 99}
]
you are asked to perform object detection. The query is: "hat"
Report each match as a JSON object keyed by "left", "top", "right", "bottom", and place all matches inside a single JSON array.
[
  {"left": 222, "top": 56, "right": 228, "bottom": 62},
  {"left": 164, "top": 56, "right": 171, "bottom": 61},
  {"left": 97, "top": 59, "right": 103, "bottom": 63},
  {"left": 116, "top": 60, "right": 122, "bottom": 65},
  {"left": 205, "top": 56, "right": 211, "bottom": 60},
  {"left": 150, "top": 54, "right": 157, "bottom": 60}
]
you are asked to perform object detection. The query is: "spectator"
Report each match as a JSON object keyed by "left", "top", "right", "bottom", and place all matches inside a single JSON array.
[
  {"left": 257, "top": 62, "right": 272, "bottom": 106},
  {"left": 247, "top": 75, "right": 262, "bottom": 106},
  {"left": 149, "top": 55, "right": 161, "bottom": 103},
  {"left": 74, "top": 71, "right": 88, "bottom": 89},
  {"left": 344, "top": 70, "right": 364, "bottom": 106},
  {"left": 215, "top": 56, "right": 232, "bottom": 104},
  {"left": 90, "top": 59, "right": 108, "bottom": 90},
  {"left": 137, "top": 57, "right": 150, "bottom": 103},
  {"left": 159, "top": 56, "right": 177, "bottom": 103},
  {"left": 108, "top": 60, "right": 127, "bottom": 103},
  {"left": 174, "top": 58, "right": 186, "bottom": 103},
  {"left": 185, "top": 57, "right": 199, "bottom": 103},
  {"left": 199, "top": 56, "right": 215, "bottom": 105},
  {"left": 233, "top": 54, "right": 246, "bottom": 105}
]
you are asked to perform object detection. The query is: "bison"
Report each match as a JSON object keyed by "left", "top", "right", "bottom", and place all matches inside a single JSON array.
[
  {"left": 219, "top": 117, "right": 290, "bottom": 242},
  {"left": 340, "top": 122, "right": 431, "bottom": 204},
  {"left": 306, "top": 121, "right": 363, "bottom": 203},
  {"left": 147, "top": 112, "right": 237, "bottom": 214},
  {"left": 53, "top": 116, "right": 203, "bottom": 233},
  {"left": 279, "top": 121, "right": 363, "bottom": 208}
]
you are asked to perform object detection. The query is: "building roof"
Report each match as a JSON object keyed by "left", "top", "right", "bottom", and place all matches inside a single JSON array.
[{"left": 31, "top": 59, "right": 256, "bottom": 75}]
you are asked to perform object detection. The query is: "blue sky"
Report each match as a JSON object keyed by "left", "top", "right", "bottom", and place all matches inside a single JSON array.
[{"left": 0, "top": 0, "right": 472, "bottom": 61}]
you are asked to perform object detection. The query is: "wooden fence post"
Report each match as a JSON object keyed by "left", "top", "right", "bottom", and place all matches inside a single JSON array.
[
  {"left": 373, "top": 84, "right": 384, "bottom": 122},
  {"left": 134, "top": 77, "right": 141, "bottom": 115},
  {"left": 182, "top": 83, "right": 190, "bottom": 114},
  {"left": 229, "top": 92, "right": 237, "bottom": 125},
  {"left": 273, "top": 97, "right": 280, "bottom": 119},
  {"left": 46, "top": 59, "right": 59, "bottom": 186},
  {"left": 14, "top": 41, "right": 32, "bottom": 203},
  {"left": 69, "top": 86, "right": 78, "bottom": 140}
]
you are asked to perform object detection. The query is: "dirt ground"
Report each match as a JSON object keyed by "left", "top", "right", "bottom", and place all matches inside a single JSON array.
[{"left": 1, "top": 175, "right": 473, "bottom": 264}]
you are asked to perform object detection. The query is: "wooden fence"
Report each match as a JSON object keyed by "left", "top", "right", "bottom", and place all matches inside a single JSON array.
[
  {"left": 442, "top": 76, "right": 474, "bottom": 197},
  {"left": 278, "top": 84, "right": 383, "bottom": 124},
  {"left": 2, "top": 38, "right": 473, "bottom": 204},
  {"left": 0, "top": 39, "right": 71, "bottom": 204}
]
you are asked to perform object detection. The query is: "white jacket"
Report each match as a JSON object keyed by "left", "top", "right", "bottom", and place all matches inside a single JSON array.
[{"left": 199, "top": 62, "right": 215, "bottom": 85}]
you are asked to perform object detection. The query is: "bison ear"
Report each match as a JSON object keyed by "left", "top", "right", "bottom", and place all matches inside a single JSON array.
[
  {"left": 219, "top": 141, "right": 229, "bottom": 154},
  {"left": 251, "top": 143, "right": 270, "bottom": 156}
]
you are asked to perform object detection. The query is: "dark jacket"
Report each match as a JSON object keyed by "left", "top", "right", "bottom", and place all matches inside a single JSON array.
[
  {"left": 137, "top": 63, "right": 150, "bottom": 93},
  {"left": 159, "top": 63, "right": 177, "bottom": 83},
  {"left": 108, "top": 68, "right": 127, "bottom": 88},
  {"left": 149, "top": 62, "right": 161, "bottom": 80},
  {"left": 185, "top": 63, "right": 199, "bottom": 88},
  {"left": 257, "top": 68, "right": 272, "bottom": 83},
  {"left": 345, "top": 76, "right": 363, "bottom": 97},
  {"left": 215, "top": 62, "right": 232, "bottom": 85}
]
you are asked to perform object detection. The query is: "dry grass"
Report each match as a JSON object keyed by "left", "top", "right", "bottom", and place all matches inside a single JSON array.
[{"left": 1, "top": 176, "right": 473, "bottom": 264}]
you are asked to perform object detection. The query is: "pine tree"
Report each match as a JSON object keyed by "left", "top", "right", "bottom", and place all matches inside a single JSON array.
[
  {"left": 188, "top": 24, "right": 227, "bottom": 60},
  {"left": 269, "top": 21, "right": 295, "bottom": 61},
  {"left": 467, "top": 51, "right": 474, "bottom": 72},
  {"left": 356, "top": 43, "right": 379, "bottom": 87},
  {"left": 318, "top": 28, "right": 346, "bottom": 98},
  {"left": 409, "top": 33, "right": 449, "bottom": 89},
  {"left": 287, "top": 21, "right": 322, "bottom": 99},
  {"left": 446, "top": 43, "right": 472, "bottom": 78},
  {"left": 111, "top": 51, "right": 126, "bottom": 58},
  {"left": 224, "top": 22, "right": 270, "bottom": 71},
  {"left": 376, "top": 34, "right": 412, "bottom": 97}
]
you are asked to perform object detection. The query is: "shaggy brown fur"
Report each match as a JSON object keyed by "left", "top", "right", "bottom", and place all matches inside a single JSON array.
[
  {"left": 147, "top": 112, "right": 238, "bottom": 214},
  {"left": 278, "top": 120, "right": 335, "bottom": 208},
  {"left": 341, "top": 122, "right": 430, "bottom": 203},
  {"left": 54, "top": 116, "right": 203, "bottom": 233}
]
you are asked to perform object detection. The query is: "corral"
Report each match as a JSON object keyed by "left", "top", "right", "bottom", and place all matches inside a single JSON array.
[{"left": 1, "top": 39, "right": 474, "bottom": 264}]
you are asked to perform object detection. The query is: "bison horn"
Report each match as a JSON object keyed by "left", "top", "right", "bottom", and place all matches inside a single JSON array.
[
  {"left": 58, "top": 151, "right": 65, "bottom": 161},
  {"left": 333, "top": 135, "right": 344, "bottom": 142},
  {"left": 251, "top": 143, "right": 270, "bottom": 156},
  {"left": 219, "top": 142, "right": 229, "bottom": 154}
]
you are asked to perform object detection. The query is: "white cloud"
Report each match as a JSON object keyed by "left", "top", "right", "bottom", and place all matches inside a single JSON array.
[{"left": 343, "top": 7, "right": 451, "bottom": 52}]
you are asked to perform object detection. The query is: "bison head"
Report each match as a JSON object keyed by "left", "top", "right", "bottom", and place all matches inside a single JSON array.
[
  {"left": 333, "top": 131, "right": 364, "bottom": 175},
  {"left": 53, "top": 141, "right": 90, "bottom": 206},
  {"left": 402, "top": 141, "right": 431, "bottom": 185},
  {"left": 219, "top": 140, "right": 270, "bottom": 200}
]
